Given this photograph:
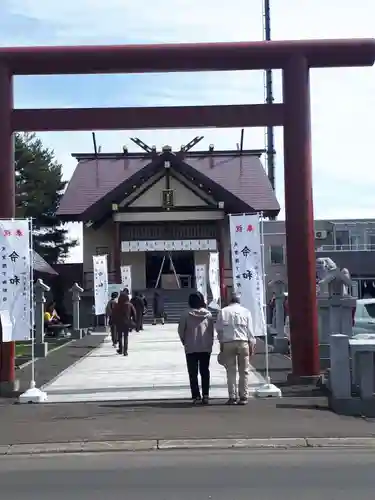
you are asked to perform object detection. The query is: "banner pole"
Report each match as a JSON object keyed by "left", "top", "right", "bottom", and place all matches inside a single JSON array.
[
  {"left": 254, "top": 211, "right": 282, "bottom": 398},
  {"left": 18, "top": 218, "right": 47, "bottom": 403},
  {"left": 259, "top": 211, "right": 270, "bottom": 383},
  {"left": 29, "top": 217, "right": 35, "bottom": 387}
]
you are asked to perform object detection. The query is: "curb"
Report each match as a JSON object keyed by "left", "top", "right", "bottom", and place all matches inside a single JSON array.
[{"left": 1, "top": 437, "right": 375, "bottom": 456}]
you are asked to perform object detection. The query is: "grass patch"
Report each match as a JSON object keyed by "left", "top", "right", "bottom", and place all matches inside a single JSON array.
[
  {"left": 15, "top": 338, "right": 71, "bottom": 358},
  {"left": 15, "top": 343, "right": 30, "bottom": 358}
]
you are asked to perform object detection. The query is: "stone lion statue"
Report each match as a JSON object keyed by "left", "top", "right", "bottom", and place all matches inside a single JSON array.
[
  {"left": 316, "top": 257, "right": 337, "bottom": 280},
  {"left": 316, "top": 257, "right": 338, "bottom": 295}
]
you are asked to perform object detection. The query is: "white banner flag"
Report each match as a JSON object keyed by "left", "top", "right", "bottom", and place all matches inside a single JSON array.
[
  {"left": 229, "top": 214, "right": 266, "bottom": 336},
  {"left": 208, "top": 252, "right": 221, "bottom": 310},
  {"left": 120, "top": 265, "right": 132, "bottom": 297},
  {"left": 93, "top": 255, "right": 108, "bottom": 316},
  {"left": 195, "top": 264, "right": 207, "bottom": 305},
  {"left": 0, "top": 220, "right": 32, "bottom": 341}
]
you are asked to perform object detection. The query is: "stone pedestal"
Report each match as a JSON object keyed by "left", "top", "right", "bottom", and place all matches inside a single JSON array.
[
  {"left": 34, "top": 342, "right": 48, "bottom": 358},
  {"left": 0, "top": 379, "right": 20, "bottom": 397},
  {"left": 70, "top": 282, "right": 84, "bottom": 339},
  {"left": 329, "top": 334, "right": 375, "bottom": 417},
  {"left": 329, "top": 334, "right": 351, "bottom": 399},
  {"left": 317, "top": 268, "right": 356, "bottom": 370}
]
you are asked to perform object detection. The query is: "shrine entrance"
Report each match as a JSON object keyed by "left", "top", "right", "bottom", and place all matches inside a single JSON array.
[
  {"left": 146, "top": 251, "right": 195, "bottom": 289},
  {"left": 0, "top": 38, "right": 373, "bottom": 391}
]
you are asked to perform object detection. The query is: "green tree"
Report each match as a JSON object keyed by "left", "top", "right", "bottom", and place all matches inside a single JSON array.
[{"left": 15, "top": 132, "right": 77, "bottom": 264}]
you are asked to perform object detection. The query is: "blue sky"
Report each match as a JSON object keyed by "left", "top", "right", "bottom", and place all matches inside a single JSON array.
[{"left": 1, "top": 0, "right": 374, "bottom": 262}]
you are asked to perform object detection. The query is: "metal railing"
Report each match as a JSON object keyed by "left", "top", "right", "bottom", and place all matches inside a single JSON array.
[{"left": 317, "top": 244, "right": 375, "bottom": 252}]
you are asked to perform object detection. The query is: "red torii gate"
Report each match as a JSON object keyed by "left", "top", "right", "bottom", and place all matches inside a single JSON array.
[{"left": 0, "top": 39, "right": 374, "bottom": 393}]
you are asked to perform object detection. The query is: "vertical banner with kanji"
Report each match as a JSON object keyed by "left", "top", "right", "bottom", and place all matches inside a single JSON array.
[
  {"left": 93, "top": 255, "right": 109, "bottom": 316},
  {"left": 195, "top": 264, "right": 207, "bottom": 305},
  {"left": 120, "top": 265, "right": 132, "bottom": 297},
  {"left": 229, "top": 214, "right": 266, "bottom": 336},
  {"left": 208, "top": 252, "right": 221, "bottom": 310},
  {"left": 0, "top": 220, "right": 31, "bottom": 341}
]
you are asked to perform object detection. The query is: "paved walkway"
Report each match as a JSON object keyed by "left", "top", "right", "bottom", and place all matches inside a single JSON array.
[
  {"left": 2, "top": 396, "right": 372, "bottom": 445},
  {"left": 42, "top": 324, "right": 266, "bottom": 403}
]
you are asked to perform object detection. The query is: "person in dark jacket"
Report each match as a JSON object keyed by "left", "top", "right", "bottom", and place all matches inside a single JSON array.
[
  {"left": 140, "top": 293, "right": 148, "bottom": 313},
  {"left": 106, "top": 291, "right": 119, "bottom": 347},
  {"left": 152, "top": 291, "right": 165, "bottom": 325},
  {"left": 131, "top": 291, "right": 145, "bottom": 332},
  {"left": 111, "top": 293, "right": 136, "bottom": 356},
  {"left": 178, "top": 292, "right": 214, "bottom": 405}
]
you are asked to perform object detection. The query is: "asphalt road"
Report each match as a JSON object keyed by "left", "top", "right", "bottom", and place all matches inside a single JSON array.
[{"left": 1, "top": 449, "right": 374, "bottom": 499}]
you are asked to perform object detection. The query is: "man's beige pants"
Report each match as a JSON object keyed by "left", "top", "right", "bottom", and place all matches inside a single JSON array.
[{"left": 222, "top": 341, "right": 250, "bottom": 400}]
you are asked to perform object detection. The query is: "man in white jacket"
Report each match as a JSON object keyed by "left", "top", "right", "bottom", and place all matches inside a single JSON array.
[{"left": 216, "top": 293, "right": 256, "bottom": 405}]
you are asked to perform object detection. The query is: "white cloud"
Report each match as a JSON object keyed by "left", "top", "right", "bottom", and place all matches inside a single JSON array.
[
  {"left": 0, "top": 0, "right": 374, "bottom": 263},
  {"left": 3, "top": 0, "right": 265, "bottom": 44}
]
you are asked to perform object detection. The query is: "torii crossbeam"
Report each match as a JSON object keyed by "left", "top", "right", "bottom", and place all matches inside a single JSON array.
[{"left": 0, "top": 38, "right": 374, "bottom": 393}]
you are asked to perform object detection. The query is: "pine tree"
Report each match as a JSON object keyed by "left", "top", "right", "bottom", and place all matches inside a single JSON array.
[{"left": 15, "top": 132, "right": 77, "bottom": 264}]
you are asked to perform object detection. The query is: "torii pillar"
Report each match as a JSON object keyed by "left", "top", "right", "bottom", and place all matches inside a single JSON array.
[
  {"left": 283, "top": 55, "right": 320, "bottom": 380},
  {"left": 0, "top": 63, "right": 16, "bottom": 395}
]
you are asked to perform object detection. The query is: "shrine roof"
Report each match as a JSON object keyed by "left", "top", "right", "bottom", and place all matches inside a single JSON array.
[
  {"left": 33, "top": 251, "right": 58, "bottom": 275},
  {"left": 57, "top": 149, "right": 280, "bottom": 221}
]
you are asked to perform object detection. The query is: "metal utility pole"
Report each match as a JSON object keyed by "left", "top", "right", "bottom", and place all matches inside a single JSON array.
[{"left": 263, "top": 0, "right": 276, "bottom": 218}]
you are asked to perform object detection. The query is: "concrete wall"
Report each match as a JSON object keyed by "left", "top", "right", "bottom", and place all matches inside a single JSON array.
[
  {"left": 262, "top": 219, "right": 375, "bottom": 282},
  {"left": 83, "top": 221, "right": 115, "bottom": 273},
  {"left": 121, "top": 252, "right": 146, "bottom": 290},
  {"left": 264, "top": 236, "right": 288, "bottom": 287},
  {"left": 194, "top": 250, "right": 210, "bottom": 267},
  {"left": 221, "top": 219, "right": 232, "bottom": 289}
]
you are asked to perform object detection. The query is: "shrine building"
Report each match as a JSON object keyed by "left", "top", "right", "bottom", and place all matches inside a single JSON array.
[{"left": 57, "top": 144, "right": 280, "bottom": 307}]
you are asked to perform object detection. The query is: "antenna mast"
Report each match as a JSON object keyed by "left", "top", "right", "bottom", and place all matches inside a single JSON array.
[
  {"left": 92, "top": 132, "right": 100, "bottom": 188},
  {"left": 263, "top": 0, "right": 276, "bottom": 219}
]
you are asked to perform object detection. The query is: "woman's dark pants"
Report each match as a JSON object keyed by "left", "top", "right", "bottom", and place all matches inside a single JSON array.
[
  {"left": 110, "top": 325, "right": 117, "bottom": 345},
  {"left": 118, "top": 330, "right": 129, "bottom": 355},
  {"left": 186, "top": 352, "right": 211, "bottom": 399},
  {"left": 135, "top": 313, "right": 144, "bottom": 332}
]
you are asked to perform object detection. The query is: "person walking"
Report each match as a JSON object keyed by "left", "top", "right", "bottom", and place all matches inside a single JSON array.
[
  {"left": 131, "top": 291, "right": 145, "bottom": 332},
  {"left": 216, "top": 293, "right": 256, "bottom": 405},
  {"left": 140, "top": 293, "right": 148, "bottom": 320},
  {"left": 106, "top": 291, "right": 119, "bottom": 347},
  {"left": 268, "top": 292, "right": 276, "bottom": 325},
  {"left": 178, "top": 292, "right": 214, "bottom": 405},
  {"left": 152, "top": 291, "right": 165, "bottom": 325},
  {"left": 111, "top": 292, "right": 137, "bottom": 356}
]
